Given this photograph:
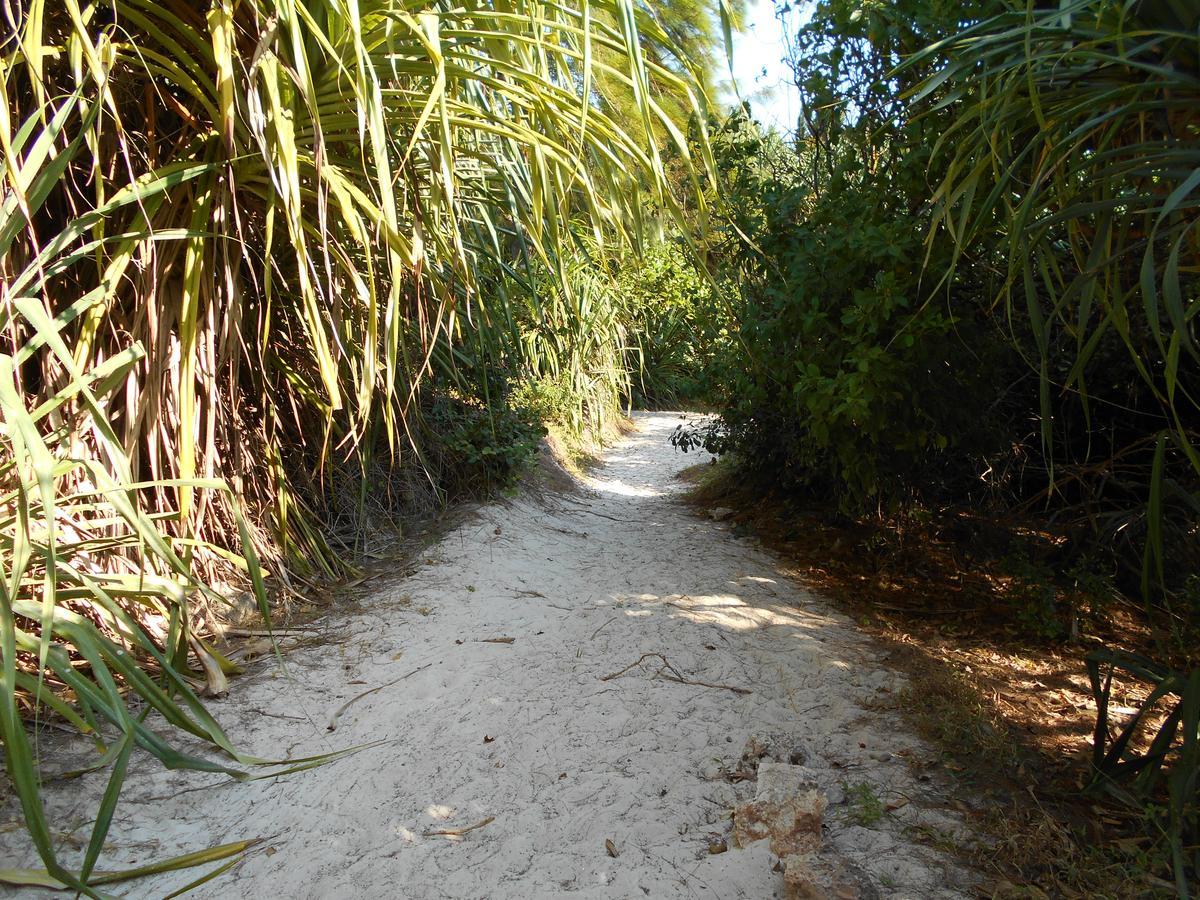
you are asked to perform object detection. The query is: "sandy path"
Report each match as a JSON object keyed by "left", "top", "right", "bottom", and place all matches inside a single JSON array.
[{"left": 5, "top": 413, "right": 975, "bottom": 899}]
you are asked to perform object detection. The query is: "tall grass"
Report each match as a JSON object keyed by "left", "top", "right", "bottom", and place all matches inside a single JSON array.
[
  {"left": 513, "top": 256, "right": 634, "bottom": 435},
  {"left": 1, "top": 0, "right": 710, "bottom": 890},
  {"left": 907, "top": 0, "right": 1200, "bottom": 598}
]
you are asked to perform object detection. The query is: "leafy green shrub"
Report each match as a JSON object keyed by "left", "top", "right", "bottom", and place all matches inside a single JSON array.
[
  {"left": 999, "top": 553, "right": 1068, "bottom": 640},
  {"left": 683, "top": 0, "right": 1198, "bottom": 593},
  {"left": 503, "top": 258, "right": 632, "bottom": 437},
  {"left": 424, "top": 390, "right": 546, "bottom": 495},
  {"left": 509, "top": 373, "right": 578, "bottom": 428},
  {"left": 1087, "top": 649, "right": 1200, "bottom": 895},
  {"left": 681, "top": 106, "right": 1009, "bottom": 510},
  {"left": 617, "top": 242, "right": 728, "bottom": 407}
]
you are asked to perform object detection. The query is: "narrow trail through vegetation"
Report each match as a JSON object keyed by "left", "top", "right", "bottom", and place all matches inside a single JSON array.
[{"left": 4, "top": 414, "right": 973, "bottom": 898}]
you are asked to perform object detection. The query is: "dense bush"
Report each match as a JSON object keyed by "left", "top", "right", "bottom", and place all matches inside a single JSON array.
[
  {"left": 684, "top": 0, "right": 1198, "bottom": 593},
  {"left": 668, "top": 0, "right": 1199, "bottom": 885},
  {"left": 617, "top": 242, "right": 728, "bottom": 407},
  {"left": 424, "top": 389, "right": 546, "bottom": 493},
  {"left": 688, "top": 109, "right": 1012, "bottom": 506}
]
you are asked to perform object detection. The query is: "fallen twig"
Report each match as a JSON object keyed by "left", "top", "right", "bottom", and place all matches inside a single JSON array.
[
  {"left": 475, "top": 637, "right": 515, "bottom": 644},
  {"left": 659, "top": 670, "right": 753, "bottom": 695},
  {"left": 225, "top": 628, "right": 313, "bottom": 637},
  {"left": 590, "top": 616, "right": 620, "bottom": 640},
  {"left": 557, "top": 496, "right": 627, "bottom": 523},
  {"left": 600, "top": 652, "right": 751, "bottom": 696},
  {"left": 578, "top": 509, "right": 628, "bottom": 523},
  {"left": 327, "top": 662, "right": 433, "bottom": 731},
  {"left": 422, "top": 816, "right": 495, "bottom": 838},
  {"left": 549, "top": 525, "right": 590, "bottom": 537}
]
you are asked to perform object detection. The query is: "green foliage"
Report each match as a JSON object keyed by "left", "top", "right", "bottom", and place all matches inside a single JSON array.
[
  {"left": 909, "top": 0, "right": 1200, "bottom": 602},
  {"left": 592, "top": 0, "right": 746, "bottom": 138},
  {"left": 510, "top": 374, "right": 580, "bottom": 429},
  {"left": 910, "top": 4, "right": 1200, "bottom": 881},
  {"left": 618, "top": 242, "right": 727, "bottom": 406},
  {"left": 1000, "top": 553, "right": 1069, "bottom": 640},
  {"left": 424, "top": 390, "right": 546, "bottom": 494},
  {"left": 679, "top": 0, "right": 1198, "bottom": 591},
  {"left": 506, "top": 258, "right": 634, "bottom": 437},
  {"left": 844, "top": 780, "right": 885, "bottom": 827},
  {"left": 681, "top": 102, "right": 1006, "bottom": 508},
  {"left": 1087, "top": 649, "right": 1200, "bottom": 896}
]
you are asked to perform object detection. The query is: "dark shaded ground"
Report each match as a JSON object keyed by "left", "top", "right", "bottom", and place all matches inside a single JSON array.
[{"left": 679, "top": 460, "right": 1183, "bottom": 898}]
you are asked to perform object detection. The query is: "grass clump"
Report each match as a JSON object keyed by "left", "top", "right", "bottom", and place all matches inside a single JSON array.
[{"left": 843, "top": 781, "right": 885, "bottom": 828}]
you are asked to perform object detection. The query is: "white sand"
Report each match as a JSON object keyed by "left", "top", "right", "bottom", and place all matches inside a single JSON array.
[{"left": 4, "top": 413, "right": 976, "bottom": 898}]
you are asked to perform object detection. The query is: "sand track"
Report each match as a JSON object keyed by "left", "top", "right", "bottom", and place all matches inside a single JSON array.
[{"left": 3, "top": 413, "right": 974, "bottom": 898}]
